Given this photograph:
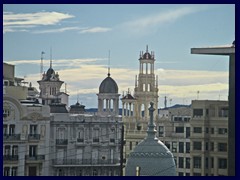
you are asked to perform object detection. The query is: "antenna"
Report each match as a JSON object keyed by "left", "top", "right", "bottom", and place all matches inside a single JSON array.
[
  {"left": 164, "top": 96, "right": 167, "bottom": 108},
  {"left": 77, "top": 91, "right": 79, "bottom": 103},
  {"left": 50, "top": 47, "right": 52, "bottom": 68},
  {"left": 197, "top": 91, "right": 200, "bottom": 100},
  {"left": 65, "top": 83, "right": 67, "bottom": 93},
  {"left": 108, "top": 50, "right": 110, "bottom": 76},
  {"left": 40, "top": 51, "right": 45, "bottom": 79}
]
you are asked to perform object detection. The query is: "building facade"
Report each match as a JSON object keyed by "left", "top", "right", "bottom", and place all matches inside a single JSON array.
[
  {"left": 3, "top": 63, "right": 51, "bottom": 176},
  {"left": 156, "top": 100, "right": 228, "bottom": 176}
]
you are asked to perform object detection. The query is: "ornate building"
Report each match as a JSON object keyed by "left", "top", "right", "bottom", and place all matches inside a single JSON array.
[
  {"left": 50, "top": 72, "right": 123, "bottom": 176},
  {"left": 3, "top": 63, "right": 51, "bottom": 176},
  {"left": 37, "top": 60, "right": 69, "bottom": 106}
]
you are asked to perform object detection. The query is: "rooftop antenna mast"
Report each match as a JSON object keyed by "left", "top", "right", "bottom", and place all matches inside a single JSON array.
[
  {"left": 108, "top": 50, "right": 110, "bottom": 76},
  {"left": 50, "top": 47, "right": 52, "bottom": 68},
  {"left": 40, "top": 51, "right": 45, "bottom": 79}
]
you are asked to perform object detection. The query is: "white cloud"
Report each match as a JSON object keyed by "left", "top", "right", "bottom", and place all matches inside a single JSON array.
[
  {"left": 79, "top": 27, "right": 112, "bottom": 34},
  {"left": 32, "top": 27, "right": 85, "bottom": 34},
  {"left": 119, "top": 6, "right": 205, "bottom": 35},
  {"left": 3, "top": 11, "right": 74, "bottom": 33}
]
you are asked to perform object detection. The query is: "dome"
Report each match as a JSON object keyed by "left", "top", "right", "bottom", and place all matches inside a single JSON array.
[
  {"left": 125, "top": 102, "right": 176, "bottom": 176},
  {"left": 99, "top": 74, "right": 118, "bottom": 93},
  {"left": 46, "top": 67, "right": 55, "bottom": 80}
]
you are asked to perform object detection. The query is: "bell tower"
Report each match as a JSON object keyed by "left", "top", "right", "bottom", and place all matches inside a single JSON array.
[{"left": 134, "top": 45, "right": 159, "bottom": 121}]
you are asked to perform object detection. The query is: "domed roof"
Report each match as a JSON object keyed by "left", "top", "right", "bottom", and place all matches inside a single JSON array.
[
  {"left": 99, "top": 74, "right": 118, "bottom": 93},
  {"left": 125, "top": 102, "right": 176, "bottom": 176},
  {"left": 45, "top": 67, "right": 55, "bottom": 80}
]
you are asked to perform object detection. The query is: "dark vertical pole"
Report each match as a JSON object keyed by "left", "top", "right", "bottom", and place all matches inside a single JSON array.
[
  {"left": 228, "top": 54, "right": 235, "bottom": 176},
  {"left": 120, "top": 125, "right": 124, "bottom": 176}
]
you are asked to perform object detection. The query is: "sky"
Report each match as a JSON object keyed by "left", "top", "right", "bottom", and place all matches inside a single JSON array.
[{"left": 3, "top": 4, "right": 235, "bottom": 108}]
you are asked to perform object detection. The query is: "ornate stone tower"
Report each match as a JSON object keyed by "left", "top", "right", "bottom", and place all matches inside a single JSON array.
[
  {"left": 122, "top": 46, "right": 159, "bottom": 173},
  {"left": 97, "top": 72, "right": 120, "bottom": 116},
  {"left": 37, "top": 61, "right": 64, "bottom": 105},
  {"left": 134, "top": 45, "right": 159, "bottom": 121}
]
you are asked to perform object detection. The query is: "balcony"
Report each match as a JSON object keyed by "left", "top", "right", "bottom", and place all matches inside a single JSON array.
[
  {"left": 3, "top": 155, "right": 19, "bottom": 161},
  {"left": 110, "top": 138, "right": 115, "bottom": 143},
  {"left": 25, "top": 155, "right": 45, "bottom": 163},
  {"left": 56, "top": 139, "right": 68, "bottom": 145},
  {"left": 52, "top": 158, "right": 119, "bottom": 166},
  {"left": 28, "top": 134, "right": 40, "bottom": 141},
  {"left": 93, "top": 138, "right": 99, "bottom": 143},
  {"left": 77, "top": 138, "right": 84, "bottom": 143},
  {"left": 3, "top": 134, "right": 21, "bottom": 141}
]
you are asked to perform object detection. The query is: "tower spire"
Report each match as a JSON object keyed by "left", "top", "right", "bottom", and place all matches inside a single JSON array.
[
  {"left": 108, "top": 50, "right": 110, "bottom": 77},
  {"left": 147, "top": 102, "right": 156, "bottom": 139},
  {"left": 146, "top": 45, "right": 148, "bottom": 53}
]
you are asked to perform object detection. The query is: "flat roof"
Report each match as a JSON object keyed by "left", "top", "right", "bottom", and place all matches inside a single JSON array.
[{"left": 191, "top": 44, "right": 235, "bottom": 55}]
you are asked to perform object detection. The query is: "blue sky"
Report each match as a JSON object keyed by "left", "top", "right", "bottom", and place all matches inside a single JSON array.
[{"left": 3, "top": 4, "right": 235, "bottom": 108}]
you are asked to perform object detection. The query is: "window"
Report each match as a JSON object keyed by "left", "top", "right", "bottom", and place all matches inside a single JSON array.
[
  {"left": 3, "top": 124, "right": 7, "bottom": 135},
  {"left": 186, "top": 142, "right": 190, "bottom": 153},
  {"left": 193, "top": 109, "right": 203, "bottom": 116},
  {"left": 210, "top": 142, "right": 214, "bottom": 151},
  {"left": 135, "top": 141, "right": 138, "bottom": 146},
  {"left": 178, "top": 172, "right": 184, "bottom": 176},
  {"left": 30, "top": 125, "right": 38, "bottom": 135},
  {"left": 218, "top": 158, "right": 227, "bottom": 169},
  {"left": 186, "top": 158, "right": 190, "bottom": 169},
  {"left": 205, "top": 157, "right": 209, "bottom": 168},
  {"left": 130, "top": 141, "right": 132, "bottom": 150},
  {"left": 175, "top": 126, "right": 184, "bottom": 133},
  {"left": 178, "top": 157, "right": 184, "bottom": 168},
  {"left": 193, "top": 157, "right": 201, "bottom": 168},
  {"left": 158, "top": 126, "right": 164, "bottom": 137},
  {"left": 218, "top": 107, "right": 228, "bottom": 117},
  {"left": 165, "top": 141, "right": 170, "bottom": 149},
  {"left": 4, "top": 145, "right": 10, "bottom": 155},
  {"left": 193, "top": 127, "right": 202, "bottom": 133},
  {"left": 184, "top": 117, "right": 190, "bottom": 122},
  {"left": 186, "top": 127, "right": 190, "bottom": 138},
  {"left": 211, "top": 157, "right": 214, "bottom": 168},
  {"left": 205, "top": 142, "right": 209, "bottom": 151},
  {"left": 4, "top": 167, "right": 10, "bottom": 176},
  {"left": 12, "top": 167, "right": 18, "bottom": 176},
  {"left": 211, "top": 128, "right": 214, "bottom": 134},
  {"left": 93, "top": 169, "right": 98, "bottom": 176},
  {"left": 12, "top": 146, "right": 18, "bottom": 156},
  {"left": 174, "top": 117, "right": 182, "bottom": 121},
  {"left": 179, "top": 142, "right": 184, "bottom": 153},
  {"left": 206, "top": 127, "right": 209, "bottom": 134},
  {"left": 193, "top": 141, "right": 202, "bottom": 150},
  {"left": 186, "top": 173, "right": 190, "bottom": 176},
  {"left": 172, "top": 142, "right": 177, "bottom": 152},
  {"left": 9, "top": 125, "right": 15, "bottom": 135},
  {"left": 29, "top": 145, "right": 37, "bottom": 157},
  {"left": 218, "top": 143, "right": 227, "bottom": 152},
  {"left": 218, "top": 128, "right": 227, "bottom": 135}
]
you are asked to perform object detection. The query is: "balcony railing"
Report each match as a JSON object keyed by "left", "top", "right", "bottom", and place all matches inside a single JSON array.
[
  {"left": 52, "top": 158, "right": 119, "bottom": 165},
  {"left": 56, "top": 139, "right": 68, "bottom": 145},
  {"left": 110, "top": 138, "right": 115, "bottom": 143},
  {"left": 77, "top": 138, "right": 84, "bottom": 143},
  {"left": 93, "top": 138, "right": 99, "bottom": 143},
  {"left": 3, "top": 155, "right": 19, "bottom": 161},
  {"left": 25, "top": 155, "right": 45, "bottom": 161},
  {"left": 3, "top": 134, "right": 21, "bottom": 141},
  {"left": 28, "top": 134, "right": 40, "bottom": 140}
]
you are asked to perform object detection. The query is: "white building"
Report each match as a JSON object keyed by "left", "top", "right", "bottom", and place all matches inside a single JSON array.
[{"left": 3, "top": 62, "right": 51, "bottom": 176}]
